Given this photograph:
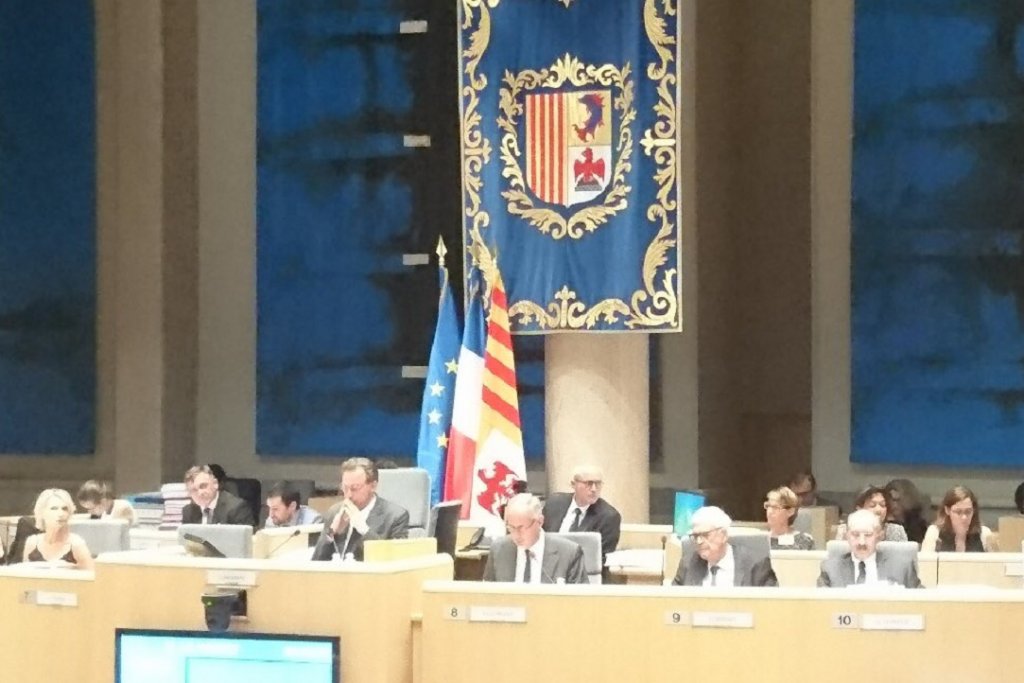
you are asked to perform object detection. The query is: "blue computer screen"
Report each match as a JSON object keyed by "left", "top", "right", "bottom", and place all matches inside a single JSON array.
[{"left": 115, "top": 629, "right": 339, "bottom": 683}]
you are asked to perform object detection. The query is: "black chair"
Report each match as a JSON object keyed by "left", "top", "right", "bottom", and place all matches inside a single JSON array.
[
  {"left": 6, "top": 516, "right": 41, "bottom": 565},
  {"left": 223, "top": 478, "right": 262, "bottom": 527}
]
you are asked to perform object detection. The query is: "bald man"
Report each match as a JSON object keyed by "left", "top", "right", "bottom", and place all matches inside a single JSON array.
[{"left": 541, "top": 465, "right": 622, "bottom": 562}]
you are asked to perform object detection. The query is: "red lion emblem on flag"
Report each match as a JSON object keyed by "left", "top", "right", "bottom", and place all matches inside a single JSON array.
[{"left": 475, "top": 460, "right": 519, "bottom": 517}]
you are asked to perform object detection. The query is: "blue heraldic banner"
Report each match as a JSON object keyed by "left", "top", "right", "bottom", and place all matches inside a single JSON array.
[{"left": 459, "top": 0, "right": 681, "bottom": 332}]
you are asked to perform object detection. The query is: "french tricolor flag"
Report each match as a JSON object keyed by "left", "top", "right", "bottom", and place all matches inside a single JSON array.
[{"left": 443, "top": 271, "right": 486, "bottom": 518}]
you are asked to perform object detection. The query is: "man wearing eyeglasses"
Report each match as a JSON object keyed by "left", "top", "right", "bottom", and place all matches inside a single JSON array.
[
  {"left": 541, "top": 465, "right": 622, "bottom": 563},
  {"left": 482, "top": 493, "right": 589, "bottom": 584},
  {"left": 311, "top": 458, "right": 409, "bottom": 562},
  {"left": 817, "top": 508, "right": 921, "bottom": 587},
  {"left": 672, "top": 506, "right": 778, "bottom": 587}
]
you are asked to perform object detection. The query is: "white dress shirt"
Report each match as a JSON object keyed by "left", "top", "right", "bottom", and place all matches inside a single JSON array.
[
  {"left": 558, "top": 502, "right": 590, "bottom": 532},
  {"left": 702, "top": 545, "right": 735, "bottom": 587},
  {"left": 340, "top": 496, "right": 377, "bottom": 556},
  {"left": 201, "top": 494, "right": 220, "bottom": 524},
  {"left": 515, "top": 532, "right": 546, "bottom": 584},
  {"left": 850, "top": 553, "right": 879, "bottom": 584}
]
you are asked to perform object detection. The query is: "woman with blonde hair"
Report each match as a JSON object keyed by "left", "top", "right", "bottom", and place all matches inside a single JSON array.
[
  {"left": 764, "top": 486, "right": 814, "bottom": 550},
  {"left": 922, "top": 485, "right": 995, "bottom": 552},
  {"left": 23, "top": 488, "right": 93, "bottom": 569}
]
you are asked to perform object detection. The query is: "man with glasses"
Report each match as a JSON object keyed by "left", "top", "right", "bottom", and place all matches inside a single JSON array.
[
  {"left": 788, "top": 470, "right": 838, "bottom": 509},
  {"left": 817, "top": 509, "right": 921, "bottom": 587},
  {"left": 672, "top": 506, "right": 778, "bottom": 587},
  {"left": 311, "top": 458, "right": 409, "bottom": 561},
  {"left": 483, "top": 493, "right": 588, "bottom": 584},
  {"left": 541, "top": 465, "right": 622, "bottom": 563}
]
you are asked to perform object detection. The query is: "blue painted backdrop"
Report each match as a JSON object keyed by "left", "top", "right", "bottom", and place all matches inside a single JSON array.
[
  {"left": 852, "top": 0, "right": 1024, "bottom": 466},
  {"left": 255, "top": 1, "right": 545, "bottom": 458},
  {"left": 0, "top": 1, "right": 95, "bottom": 454}
]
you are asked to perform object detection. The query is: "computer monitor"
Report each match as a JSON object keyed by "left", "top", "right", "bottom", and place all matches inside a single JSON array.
[
  {"left": 428, "top": 501, "right": 462, "bottom": 559},
  {"left": 177, "top": 524, "right": 253, "bottom": 558},
  {"left": 69, "top": 519, "right": 130, "bottom": 557},
  {"left": 115, "top": 628, "right": 339, "bottom": 682}
]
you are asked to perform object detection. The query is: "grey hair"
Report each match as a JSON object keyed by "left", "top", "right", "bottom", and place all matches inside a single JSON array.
[{"left": 690, "top": 505, "right": 732, "bottom": 530}]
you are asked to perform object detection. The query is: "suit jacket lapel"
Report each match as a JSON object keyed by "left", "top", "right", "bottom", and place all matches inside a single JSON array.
[
  {"left": 541, "top": 542, "right": 561, "bottom": 583},
  {"left": 839, "top": 553, "right": 856, "bottom": 586},
  {"left": 732, "top": 547, "right": 751, "bottom": 586}
]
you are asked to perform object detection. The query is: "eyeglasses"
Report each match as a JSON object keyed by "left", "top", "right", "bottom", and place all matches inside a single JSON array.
[
  {"left": 948, "top": 506, "right": 974, "bottom": 518},
  {"left": 763, "top": 502, "right": 791, "bottom": 511},
  {"left": 688, "top": 527, "right": 722, "bottom": 543},
  {"left": 574, "top": 479, "right": 603, "bottom": 488},
  {"left": 506, "top": 518, "right": 539, "bottom": 534}
]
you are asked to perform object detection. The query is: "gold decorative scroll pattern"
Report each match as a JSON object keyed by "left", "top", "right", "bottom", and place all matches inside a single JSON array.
[
  {"left": 498, "top": 55, "right": 635, "bottom": 241},
  {"left": 460, "top": 0, "right": 679, "bottom": 331}
]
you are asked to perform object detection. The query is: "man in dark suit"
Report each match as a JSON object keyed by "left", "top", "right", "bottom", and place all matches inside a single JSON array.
[
  {"left": 181, "top": 465, "right": 255, "bottom": 527},
  {"left": 541, "top": 465, "right": 622, "bottom": 561},
  {"left": 483, "top": 493, "right": 588, "bottom": 584},
  {"left": 818, "top": 509, "right": 922, "bottom": 588},
  {"left": 311, "top": 458, "right": 409, "bottom": 561},
  {"left": 672, "top": 506, "right": 778, "bottom": 587}
]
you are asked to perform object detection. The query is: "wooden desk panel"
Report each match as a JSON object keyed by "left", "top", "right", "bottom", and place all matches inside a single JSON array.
[
  {"left": 420, "top": 583, "right": 1024, "bottom": 683},
  {"left": 936, "top": 552, "right": 1024, "bottom": 589},
  {"left": 94, "top": 554, "right": 453, "bottom": 683},
  {"left": 0, "top": 567, "right": 98, "bottom": 681}
]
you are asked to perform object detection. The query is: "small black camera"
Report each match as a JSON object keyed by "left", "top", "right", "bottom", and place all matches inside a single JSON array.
[{"left": 201, "top": 590, "right": 246, "bottom": 632}]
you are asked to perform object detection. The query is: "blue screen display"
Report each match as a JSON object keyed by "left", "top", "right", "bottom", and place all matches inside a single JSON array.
[{"left": 115, "top": 630, "right": 339, "bottom": 683}]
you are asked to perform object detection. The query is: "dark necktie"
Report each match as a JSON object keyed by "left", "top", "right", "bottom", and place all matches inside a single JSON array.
[
  {"left": 523, "top": 550, "right": 533, "bottom": 583},
  {"left": 856, "top": 560, "right": 866, "bottom": 584},
  {"left": 203, "top": 507, "right": 212, "bottom": 524},
  {"left": 709, "top": 565, "right": 719, "bottom": 586},
  {"left": 569, "top": 508, "right": 582, "bottom": 532}
]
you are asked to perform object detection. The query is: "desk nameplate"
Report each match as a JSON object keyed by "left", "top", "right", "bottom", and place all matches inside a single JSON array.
[
  {"left": 206, "top": 569, "right": 257, "bottom": 588},
  {"left": 691, "top": 611, "right": 754, "bottom": 629},
  {"left": 468, "top": 605, "right": 527, "bottom": 624},
  {"left": 860, "top": 613, "right": 924, "bottom": 631}
]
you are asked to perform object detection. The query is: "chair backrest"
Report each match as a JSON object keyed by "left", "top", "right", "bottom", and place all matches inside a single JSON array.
[
  {"left": 428, "top": 501, "right": 462, "bottom": 558},
  {"left": 826, "top": 539, "right": 919, "bottom": 566},
  {"left": 377, "top": 468, "right": 430, "bottom": 538},
  {"left": 548, "top": 531, "right": 603, "bottom": 584},
  {"left": 998, "top": 516, "right": 1024, "bottom": 557},
  {"left": 69, "top": 519, "right": 130, "bottom": 557},
  {"left": 793, "top": 506, "right": 837, "bottom": 550},
  {"left": 177, "top": 524, "right": 253, "bottom": 558},
  {"left": 223, "top": 478, "right": 262, "bottom": 525},
  {"left": 5, "top": 516, "right": 40, "bottom": 565}
]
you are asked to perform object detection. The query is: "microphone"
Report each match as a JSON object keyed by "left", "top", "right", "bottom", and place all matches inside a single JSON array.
[
  {"left": 660, "top": 535, "right": 668, "bottom": 584},
  {"left": 264, "top": 528, "right": 301, "bottom": 558}
]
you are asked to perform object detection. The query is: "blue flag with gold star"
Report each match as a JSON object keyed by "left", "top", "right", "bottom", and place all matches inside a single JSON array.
[
  {"left": 416, "top": 247, "right": 462, "bottom": 505},
  {"left": 459, "top": 0, "right": 681, "bottom": 332}
]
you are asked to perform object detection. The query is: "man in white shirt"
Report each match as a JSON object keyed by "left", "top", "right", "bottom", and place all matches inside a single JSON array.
[
  {"left": 817, "top": 508, "right": 921, "bottom": 588},
  {"left": 482, "top": 494, "right": 588, "bottom": 584},
  {"left": 310, "top": 458, "right": 409, "bottom": 561},
  {"left": 672, "top": 506, "right": 778, "bottom": 587},
  {"left": 541, "top": 465, "right": 622, "bottom": 565}
]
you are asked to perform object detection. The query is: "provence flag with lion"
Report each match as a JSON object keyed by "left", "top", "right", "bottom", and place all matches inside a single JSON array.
[{"left": 459, "top": 0, "right": 681, "bottom": 332}]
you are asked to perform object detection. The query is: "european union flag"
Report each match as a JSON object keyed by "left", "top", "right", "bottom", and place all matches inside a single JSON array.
[{"left": 416, "top": 241, "right": 462, "bottom": 505}]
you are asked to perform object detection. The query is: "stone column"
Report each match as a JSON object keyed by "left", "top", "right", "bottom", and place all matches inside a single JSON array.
[{"left": 545, "top": 335, "right": 650, "bottom": 523}]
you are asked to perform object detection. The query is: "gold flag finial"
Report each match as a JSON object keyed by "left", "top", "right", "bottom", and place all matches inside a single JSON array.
[{"left": 435, "top": 236, "right": 448, "bottom": 265}]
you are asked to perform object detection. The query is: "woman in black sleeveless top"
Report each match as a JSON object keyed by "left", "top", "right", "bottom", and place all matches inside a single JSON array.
[{"left": 22, "top": 488, "right": 94, "bottom": 569}]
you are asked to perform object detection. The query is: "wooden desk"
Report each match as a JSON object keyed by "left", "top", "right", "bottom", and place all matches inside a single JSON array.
[
  {"left": 419, "top": 582, "right": 1024, "bottom": 683},
  {"left": 936, "top": 552, "right": 1024, "bottom": 589},
  {"left": 93, "top": 553, "right": 453, "bottom": 683},
  {"left": 0, "top": 566, "right": 97, "bottom": 680}
]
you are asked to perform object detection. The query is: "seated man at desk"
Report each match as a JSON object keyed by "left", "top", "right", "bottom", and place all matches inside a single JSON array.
[
  {"left": 181, "top": 465, "right": 255, "bottom": 527},
  {"left": 483, "top": 493, "right": 588, "bottom": 584},
  {"left": 672, "top": 506, "right": 778, "bottom": 587},
  {"left": 264, "top": 482, "right": 323, "bottom": 528},
  {"left": 541, "top": 464, "right": 621, "bottom": 562},
  {"left": 817, "top": 509, "right": 921, "bottom": 588},
  {"left": 311, "top": 458, "right": 409, "bottom": 561}
]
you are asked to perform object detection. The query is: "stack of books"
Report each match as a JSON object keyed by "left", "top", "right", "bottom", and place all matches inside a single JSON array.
[
  {"left": 159, "top": 482, "right": 190, "bottom": 529},
  {"left": 128, "top": 491, "right": 165, "bottom": 528}
]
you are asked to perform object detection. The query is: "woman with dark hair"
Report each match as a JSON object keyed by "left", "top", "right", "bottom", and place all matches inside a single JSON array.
[
  {"left": 922, "top": 485, "right": 995, "bottom": 552},
  {"left": 834, "top": 485, "right": 908, "bottom": 542},
  {"left": 884, "top": 478, "right": 928, "bottom": 545}
]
